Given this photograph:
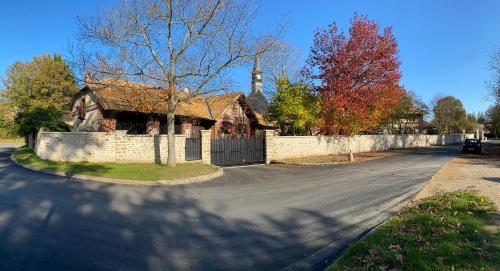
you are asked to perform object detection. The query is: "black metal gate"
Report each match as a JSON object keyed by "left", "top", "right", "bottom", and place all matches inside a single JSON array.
[
  {"left": 185, "top": 138, "right": 201, "bottom": 161},
  {"left": 211, "top": 137, "right": 265, "bottom": 166}
]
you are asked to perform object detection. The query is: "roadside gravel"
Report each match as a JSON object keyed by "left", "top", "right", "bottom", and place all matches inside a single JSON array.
[{"left": 415, "top": 141, "right": 500, "bottom": 209}]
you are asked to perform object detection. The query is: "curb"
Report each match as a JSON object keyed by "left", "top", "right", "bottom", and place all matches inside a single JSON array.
[{"left": 10, "top": 154, "right": 223, "bottom": 186}]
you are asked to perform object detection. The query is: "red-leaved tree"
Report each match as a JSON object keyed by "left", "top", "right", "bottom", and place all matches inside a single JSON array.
[{"left": 304, "top": 14, "right": 405, "bottom": 135}]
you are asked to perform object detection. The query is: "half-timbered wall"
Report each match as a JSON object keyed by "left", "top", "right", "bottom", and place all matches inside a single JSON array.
[{"left": 211, "top": 99, "right": 252, "bottom": 138}]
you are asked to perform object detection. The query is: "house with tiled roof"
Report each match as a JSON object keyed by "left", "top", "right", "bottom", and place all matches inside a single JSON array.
[{"left": 68, "top": 71, "right": 274, "bottom": 138}]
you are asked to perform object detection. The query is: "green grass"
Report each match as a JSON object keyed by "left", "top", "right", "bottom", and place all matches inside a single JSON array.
[
  {"left": 0, "top": 137, "right": 24, "bottom": 143},
  {"left": 327, "top": 192, "right": 499, "bottom": 271},
  {"left": 13, "top": 146, "right": 218, "bottom": 181}
]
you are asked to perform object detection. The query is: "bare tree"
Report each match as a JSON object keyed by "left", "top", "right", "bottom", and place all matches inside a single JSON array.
[
  {"left": 260, "top": 40, "right": 302, "bottom": 97},
  {"left": 488, "top": 47, "right": 500, "bottom": 104},
  {"left": 73, "top": 0, "right": 280, "bottom": 167}
]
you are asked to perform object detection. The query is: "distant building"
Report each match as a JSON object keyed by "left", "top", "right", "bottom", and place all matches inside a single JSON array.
[
  {"left": 385, "top": 109, "right": 435, "bottom": 134},
  {"left": 470, "top": 122, "right": 486, "bottom": 140}
]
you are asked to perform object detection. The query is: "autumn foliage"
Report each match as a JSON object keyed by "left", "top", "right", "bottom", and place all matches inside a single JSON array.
[{"left": 305, "top": 15, "right": 405, "bottom": 135}]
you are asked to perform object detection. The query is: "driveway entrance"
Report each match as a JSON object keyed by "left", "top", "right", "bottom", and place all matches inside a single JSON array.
[{"left": 210, "top": 137, "right": 265, "bottom": 166}]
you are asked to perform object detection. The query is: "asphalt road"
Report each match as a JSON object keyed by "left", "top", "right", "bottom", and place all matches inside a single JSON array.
[{"left": 0, "top": 144, "right": 458, "bottom": 271}]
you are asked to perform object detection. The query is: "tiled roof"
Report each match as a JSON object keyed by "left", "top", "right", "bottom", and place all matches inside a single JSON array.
[
  {"left": 422, "top": 121, "right": 436, "bottom": 129},
  {"left": 205, "top": 92, "right": 243, "bottom": 119},
  {"left": 84, "top": 79, "right": 211, "bottom": 119},
  {"left": 254, "top": 112, "right": 275, "bottom": 127},
  {"left": 78, "top": 78, "right": 274, "bottom": 127}
]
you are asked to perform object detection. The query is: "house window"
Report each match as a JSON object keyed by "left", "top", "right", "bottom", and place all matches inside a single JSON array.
[
  {"left": 78, "top": 98, "right": 86, "bottom": 120},
  {"left": 174, "top": 125, "right": 182, "bottom": 134},
  {"left": 220, "top": 122, "right": 232, "bottom": 136},
  {"left": 237, "top": 123, "right": 246, "bottom": 137}
]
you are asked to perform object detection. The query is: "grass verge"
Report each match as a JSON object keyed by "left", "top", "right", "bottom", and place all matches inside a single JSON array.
[
  {"left": 0, "top": 138, "right": 24, "bottom": 144},
  {"left": 275, "top": 150, "right": 408, "bottom": 164},
  {"left": 13, "top": 146, "right": 218, "bottom": 182},
  {"left": 327, "top": 192, "right": 499, "bottom": 271},
  {"left": 277, "top": 154, "right": 348, "bottom": 164}
]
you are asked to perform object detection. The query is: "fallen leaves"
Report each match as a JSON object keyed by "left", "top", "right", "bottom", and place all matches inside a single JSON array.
[
  {"left": 368, "top": 248, "right": 379, "bottom": 257},
  {"left": 388, "top": 244, "right": 401, "bottom": 252},
  {"left": 395, "top": 254, "right": 404, "bottom": 263}
]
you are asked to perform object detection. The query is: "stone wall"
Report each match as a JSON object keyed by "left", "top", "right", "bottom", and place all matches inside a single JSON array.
[
  {"left": 35, "top": 128, "right": 473, "bottom": 165},
  {"left": 35, "top": 130, "right": 188, "bottom": 163},
  {"left": 266, "top": 133, "right": 472, "bottom": 162}
]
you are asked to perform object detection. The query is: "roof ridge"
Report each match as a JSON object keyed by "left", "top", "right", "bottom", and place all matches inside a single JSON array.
[{"left": 204, "top": 96, "right": 215, "bottom": 120}]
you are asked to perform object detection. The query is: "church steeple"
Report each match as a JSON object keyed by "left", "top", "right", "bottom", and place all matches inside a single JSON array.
[
  {"left": 251, "top": 54, "right": 263, "bottom": 94},
  {"left": 247, "top": 53, "right": 268, "bottom": 114}
]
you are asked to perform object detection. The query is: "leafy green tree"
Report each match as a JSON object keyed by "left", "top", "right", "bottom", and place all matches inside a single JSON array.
[
  {"left": 266, "top": 77, "right": 320, "bottom": 135},
  {"left": 465, "top": 113, "right": 477, "bottom": 132},
  {"left": 0, "top": 99, "right": 17, "bottom": 138},
  {"left": 432, "top": 96, "right": 468, "bottom": 134},
  {"left": 486, "top": 104, "right": 500, "bottom": 138},
  {"left": 467, "top": 113, "right": 477, "bottom": 124},
  {"left": 477, "top": 111, "right": 486, "bottom": 124},
  {"left": 2, "top": 54, "right": 79, "bottom": 112},
  {"left": 15, "top": 106, "right": 69, "bottom": 138}
]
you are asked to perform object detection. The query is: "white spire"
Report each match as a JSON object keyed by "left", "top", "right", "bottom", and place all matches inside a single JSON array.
[
  {"left": 253, "top": 54, "right": 261, "bottom": 72},
  {"left": 251, "top": 54, "right": 263, "bottom": 94}
]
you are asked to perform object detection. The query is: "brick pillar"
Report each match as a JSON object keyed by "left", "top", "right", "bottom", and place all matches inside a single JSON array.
[
  {"left": 181, "top": 122, "right": 193, "bottom": 137},
  {"left": 264, "top": 130, "right": 275, "bottom": 164},
  {"left": 100, "top": 117, "right": 117, "bottom": 132},
  {"left": 146, "top": 115, "right": 160, "bottom": 135},
  {"left": 200, "top": 130, "right": 211, "bottom": 164},
  {"left": 211, "top": 122, "right": 220, "bottom": 138}
]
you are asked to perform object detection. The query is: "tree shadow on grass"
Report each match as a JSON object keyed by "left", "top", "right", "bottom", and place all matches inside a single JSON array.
[{"left": 62, "top": 162, "right": 113, "bottom": 177}]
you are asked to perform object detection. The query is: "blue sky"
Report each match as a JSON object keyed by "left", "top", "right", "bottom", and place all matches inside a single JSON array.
[{"left": 1, "top": 0, "right": 499, "bottom": 114}]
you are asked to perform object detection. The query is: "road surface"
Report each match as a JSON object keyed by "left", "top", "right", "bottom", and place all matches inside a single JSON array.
[{"left": 0, "top": 144, "right": 457, "bottom": 271}]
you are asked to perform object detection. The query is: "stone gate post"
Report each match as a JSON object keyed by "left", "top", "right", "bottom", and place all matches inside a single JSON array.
[
  {"left": 264, "top": 130, "right": 275, "bottom": 164},
  {"left": 200, "top": 130, "right": 211, "bottom": 164}
]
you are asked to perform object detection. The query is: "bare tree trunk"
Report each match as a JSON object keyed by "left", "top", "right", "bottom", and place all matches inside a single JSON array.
[{"left": 167, "top": 108, "right": 176, "bottom": 168}]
